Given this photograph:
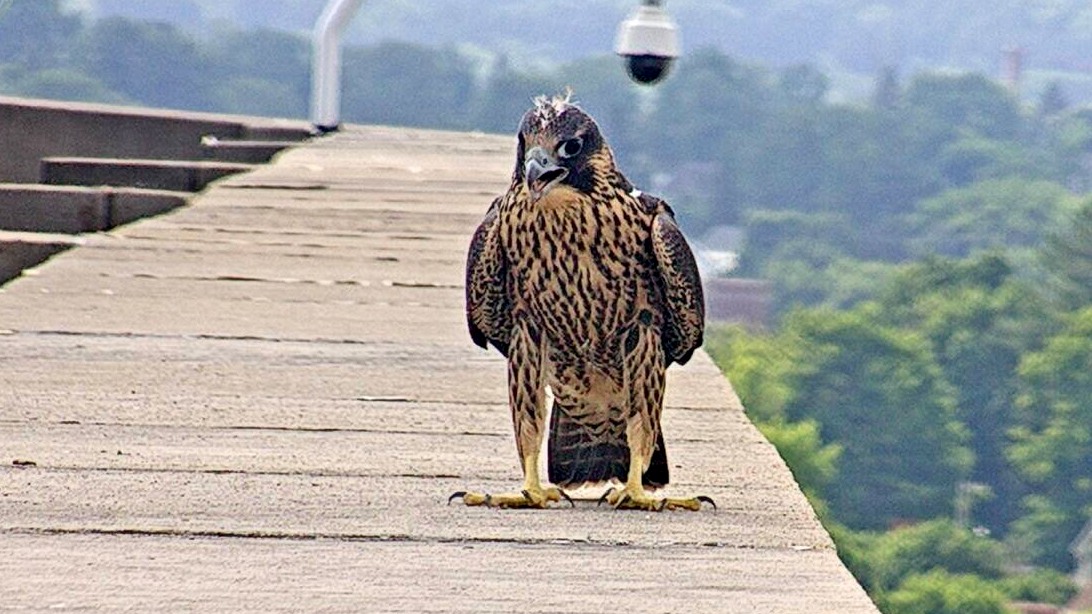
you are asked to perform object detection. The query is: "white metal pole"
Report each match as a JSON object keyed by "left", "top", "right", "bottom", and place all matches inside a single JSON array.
[{"left": 311, "top": 0, "right": 364, "bottom": 132}]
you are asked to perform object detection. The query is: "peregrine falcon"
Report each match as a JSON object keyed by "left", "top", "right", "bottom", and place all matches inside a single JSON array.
[{"left": 453, "top": 95, "right": 710, "bottom": 511}]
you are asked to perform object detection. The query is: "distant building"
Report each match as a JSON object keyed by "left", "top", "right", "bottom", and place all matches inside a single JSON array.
[
  {"left": 692, "top": 225, "right": 771, "bottom": 330},
  {"left": 1073, "top": 519, "right": 1092, "bottom": 586},
  {"left": 692, "top": 224, "right": 742, "bottom": 280},
  {"left": 1068, "top": 519, "right": 1092, "bottom": 612},
  {"left": 703, "top": 278, "right": 772, "bottom": 330}
]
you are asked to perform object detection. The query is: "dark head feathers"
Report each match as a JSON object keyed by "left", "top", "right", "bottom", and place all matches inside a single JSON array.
[{"left": 512, "top": 93, "right": 613, "bottom": 192}]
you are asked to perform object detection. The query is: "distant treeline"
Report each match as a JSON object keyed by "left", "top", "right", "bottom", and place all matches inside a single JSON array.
[{"left": 69, "top": 0, "right": 1092, "bottom": 106}]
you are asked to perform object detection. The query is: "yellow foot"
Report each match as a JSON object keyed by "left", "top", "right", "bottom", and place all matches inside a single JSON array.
[
  {"left": 597, "top": 486, "right": 716, "bottom": 512},
  {"left": 448, "top": 486, "right": 573, "bottom": 509}
]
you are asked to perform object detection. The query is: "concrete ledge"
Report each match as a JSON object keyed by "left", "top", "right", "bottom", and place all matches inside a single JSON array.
[
  {"left": 0, "top": 95, "right": 311, "bottom": 183},
  {"left": 200, "top": 139, "right": 298, "bottom": 163},
  {"left": 40, "top": 158, "right": 255, "bottom": 192},
  {"left": 108, "top": 188, "right": 191, "bottom": 227},
  {"left": 0, "top": 184, "right": 189, "bottom": 233},
  {"left": 0, "top": 230, "right": 82, "bottom": 285},
  {"left": 242, "top": 126, "right": 312, "bottom": 142},
  {"left": 0, "top": 124, "right": 880, "bottom": 612}
]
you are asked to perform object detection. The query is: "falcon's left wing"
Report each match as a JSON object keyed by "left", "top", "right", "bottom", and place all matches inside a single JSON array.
[
  {"left": 644, "top": 194, "right": 705, "bottom": 366},
  {"left": 465, "top": 197, "right": 513, "bottom": 356}
]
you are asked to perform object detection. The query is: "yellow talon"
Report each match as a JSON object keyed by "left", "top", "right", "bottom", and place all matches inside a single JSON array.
[
  {"left": 597, "top": 485, "right": 715, "bottom": 512},
  {"left": 447, "top": 486, "right": 572, "bottom": 509}
]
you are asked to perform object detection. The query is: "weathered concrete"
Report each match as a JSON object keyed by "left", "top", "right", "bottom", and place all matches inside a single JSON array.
[
  {"left": 0, "top": 124, "right": 878, "bottom": 613},
  {"left": 40, "top": 157, "right": 256, "bottom": 192},
  {"left": 201, "top": 139, "right": 299, "bottom": 163},
  {"left": 0, "top": 184, "right": 189, "bottom": 233},
  {"left": 0, "top": 230, "right": 81, "bottom": 285},
  {"left": 0, "top": 95, "right": 311, "bottom": 183}
]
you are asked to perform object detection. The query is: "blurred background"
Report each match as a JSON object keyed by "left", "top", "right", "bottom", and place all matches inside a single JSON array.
[{"left": 4, "top": 2, "right": 1092, "bottom": 613}]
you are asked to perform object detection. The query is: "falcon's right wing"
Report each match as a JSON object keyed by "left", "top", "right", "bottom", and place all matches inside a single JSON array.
[{"left": 465, "top": 196, "right": 513, "bottom": 356}]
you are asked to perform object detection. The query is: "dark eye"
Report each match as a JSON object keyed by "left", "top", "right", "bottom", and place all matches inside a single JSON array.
[{"left": 557, "top": 138, "right": 583, "bottom": 159}]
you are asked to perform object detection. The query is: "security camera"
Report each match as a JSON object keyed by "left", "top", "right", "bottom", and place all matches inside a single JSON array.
[{"left": 615, "top": 1, "right": 680, "bottom": 85}]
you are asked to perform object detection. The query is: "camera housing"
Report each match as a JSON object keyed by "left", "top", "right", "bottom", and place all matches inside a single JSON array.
[{"left": 614, "top": 2, "right": 680, "bottom": 85}]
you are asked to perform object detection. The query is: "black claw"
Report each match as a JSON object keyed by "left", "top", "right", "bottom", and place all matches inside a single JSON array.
[
  {"left": 615, "top": 492, "right": 631, "bottom": 509},
  {"left": 558, "top": 489, "right": 575, "bottom": 508},
  {"left": 520, "top": 489, "right": 534, "bottom": 504},
  {"left": 484, "top": 493, "right": 493, "bottom": 507},
  {"left": 657, "top": 499, "right": 669, "bottom": 512},
  {"left": 447, "top": 491, "right": 467, "bottom": 505},
  {"left": 697, "top": 495, "right": 717, "bottom": 511},
  {"left": 597, "top": 487, "right": 616, "bottom": 507}
]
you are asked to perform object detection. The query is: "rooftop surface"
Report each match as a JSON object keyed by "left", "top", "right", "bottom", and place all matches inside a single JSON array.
[{"left": 0, "top": 125, "right": 878, "bottom": 613}]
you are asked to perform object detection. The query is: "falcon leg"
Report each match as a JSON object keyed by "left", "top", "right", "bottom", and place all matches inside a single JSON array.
[
  {"left": 449, "top": 321, "right": 570, "bottom": 509},
  {"left": 601, "top": 322, "right": 714, "bottom": 512},
  {"left": 599, "top": 419, "right": 715, "bottom": 512},
  {"left": 449, "top": 449, "right": 571, "bottom": 508}
]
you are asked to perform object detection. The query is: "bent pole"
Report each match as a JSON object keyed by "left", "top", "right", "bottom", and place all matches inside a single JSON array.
[{"left": 311, "top": 0, "right": 364, "bottom": 133}]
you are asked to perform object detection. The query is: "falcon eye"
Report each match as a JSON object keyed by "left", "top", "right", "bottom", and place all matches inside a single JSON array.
[{"left": 557, "top": 138, "right": 583, "bottom": 159}]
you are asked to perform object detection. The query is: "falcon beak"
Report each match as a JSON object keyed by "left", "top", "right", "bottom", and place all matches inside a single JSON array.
[{"left": 524, "top": 146, "right": 568, "bottom": 203}]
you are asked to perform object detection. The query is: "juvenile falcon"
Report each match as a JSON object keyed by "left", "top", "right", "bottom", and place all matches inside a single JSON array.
[{"left": 453, "top": 94, "right": 711, "bottom": 511}]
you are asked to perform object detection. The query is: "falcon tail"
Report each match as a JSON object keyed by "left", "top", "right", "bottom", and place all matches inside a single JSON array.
[{"left": 546, "top": 409, "right": 669, "bottom": 489}]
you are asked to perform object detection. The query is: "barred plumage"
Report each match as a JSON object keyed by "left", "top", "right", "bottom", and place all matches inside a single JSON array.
[{"left": 459, "top": 96, "right": 709, "bottom": 511}]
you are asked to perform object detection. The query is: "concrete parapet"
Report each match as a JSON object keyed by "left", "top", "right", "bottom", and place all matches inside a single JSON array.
[
  {"left": 0, "top": 184, "right": 188, "bottom": 233},
  {"left": 107, "top": 188, "right": 190, "bottom": 227},
  {"left": 40, "top": 157, "right": 254, "bottom": 192},
  {"left": 0, "top": 95, "right": 310, "bottom": 183},
  {"left": 0, "top": 230, "right": 81, "bottom": 285},
  {"left": 200, "top": 138, "right": 298, "bottom": 163},
  {"left": 242, "top": 125, "right": 312, "bottom": 142}
]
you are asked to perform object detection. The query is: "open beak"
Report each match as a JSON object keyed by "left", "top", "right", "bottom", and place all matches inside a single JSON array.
[{"left": 524, "top": 146, "right": 568, "bottom": 203}]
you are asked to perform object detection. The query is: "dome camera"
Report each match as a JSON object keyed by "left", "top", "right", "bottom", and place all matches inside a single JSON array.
[{"left": 615, "top": 1, "right": 680, "bottom": 85}]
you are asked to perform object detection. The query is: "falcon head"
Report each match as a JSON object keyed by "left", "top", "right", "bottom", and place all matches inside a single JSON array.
[{"left": 513, "top": 94, "right": 615, "bottom": 204}]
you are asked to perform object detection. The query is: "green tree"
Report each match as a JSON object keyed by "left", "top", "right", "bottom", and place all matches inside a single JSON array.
[
  {"left": 757, "top": 418, "right": 842, "bottom": 507},
  {"left": 344, "top": 41, "right": 477, "bottom": 130},
  {"left": 1038, "top": 81, "right": 1069, "bottom": 118},
  {"left": 209, "top": 77, "right": 301, "bottom": 118},
  {"left": 76, "top": 16, "right": 211, "bottom": 110},
  {"left": 1044, "top": 111, "right": 1092, "bottom": 191},
  {"left": 908, "top": 179, "right": 1077, "bottom": 260},
  {"left": 997, "top": 568, "right": 1077, "bottom": 605},
  {"left": 882, "top": 570, "right": 1011, "bottom": 614},
  {"left": 204, "top": 27, "right": 309, "bottom": 117},
  {"left": 703, "top": 325, "right": 796, "bottom": 424},
  {"left": 469, "top": 55, "right": 562, "bottom": 135},
  {"left": 876, "top": 256, "right": 1055, "bottom": 533},
  {"left": 813, "top": 105, "right": 941, "bottom": 260},
  {"left": 935, "top": 136, "right": 1047, "bottom": 186},
  {"left": 647, "top": 48, "right": 771, "bottom": 165},
  {"left": 1040, "top": 196, "right": 1092, "bottom": 309},
  {"left": 739, "top": 209, "right": 849, "bottom": 284},
  {"left": 903, "top": 73, "right": 1023, "bottom": 142},
  {"left": 864, "top": 520, "right": 1006, "bottom": 592},
  {"left": 781, "top": 308, "right": 972, "bottom": 528},
  {"left": 758, "top": 239, "right": 850, "bottom": 309},
  {"left": 1007, "top": 307, "right": 1092, "bottom": 569}
]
